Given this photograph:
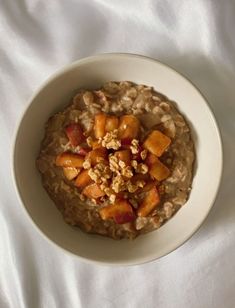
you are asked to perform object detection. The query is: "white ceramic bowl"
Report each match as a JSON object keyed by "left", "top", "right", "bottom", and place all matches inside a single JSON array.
[{"left": 12, "top": 54, "right": 223, "bottom": 266}]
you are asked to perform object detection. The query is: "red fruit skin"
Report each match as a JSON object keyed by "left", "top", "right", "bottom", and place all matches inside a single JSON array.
[
  {"left": 121, "top": 138, "right": 132, "bottom": 149},
  {"left": 77, "top": 147, "right": 89, "bottom": 156},
  {"left": 65, "top": 124, "right": 84, "bottom": 147},
  {"left": 114, "top": 212, "right": 135, "bottom": 224}
]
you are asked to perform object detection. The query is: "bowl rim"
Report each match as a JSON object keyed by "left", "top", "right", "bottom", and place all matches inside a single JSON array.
[{"left": 11, "top": 53, "right": 224, "bottom": 266}]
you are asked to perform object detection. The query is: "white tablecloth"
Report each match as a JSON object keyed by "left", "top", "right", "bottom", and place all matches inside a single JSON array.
[{"left": 1, "top": 1, "right": 235, "bottom": 307}]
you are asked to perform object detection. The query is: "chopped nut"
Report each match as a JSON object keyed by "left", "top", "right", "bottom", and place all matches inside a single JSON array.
[
  {"left": 61, "top": 141, "right": 72, "bottom": 152},
  {"left": 131, "top": 160, "right": 138, "bottom": 169},
  {"left": 86, "top": 136, "right": 93, "bottom": 147},
  {"left": 104, "top": 166, "right": 112, "bottom": 179},
  {"left": 88, "top": 168, "right": 99, "bottom": 182},
  {"left": 119, "top": 160, "right": 126, "bottom": 168},
  {"left": 130, "top": 139, "right": 139, "bottom": 154},
  {"left": 126, "top": 181, "right": 138, "bottom": 193},
  {"left": 88, "top": 162, "right": 111, "bottom": 185},
  {"left": 101, "top": 129, "right": 121, "bottom": 150},
  {"left": 136, "top": 180, "right": 145, "bottom": 188},
  {"left": 140, "top": 149, "right": 148, "bottom": 160},
  {"left": 136, "top": 163, "right": 148, "bottom": 174},
  {"left": 101, "top": 176, "right": 108, "bottom": 182},
  {"left": 83, "top": 159, "right": 91, "bottom": 169},
  {"left": 100, "top": 183, "right": 107, "bottom": 191},
  {"left": 109, "top": 155, "right": 119, "bottom": 172},
  {"left": 121, "top": 166, "right": 133, "bottom": 178},
  {"left": 104, "top": 187, "right": 113, "bottom": 196},
  {"left": 110, "top": 194, "right": 116, "bottom": 204},
  {"left": 111, "top": 175, "right": 125, "bottom": 193}
]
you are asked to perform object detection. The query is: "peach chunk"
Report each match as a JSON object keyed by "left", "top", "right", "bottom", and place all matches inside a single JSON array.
[
  {"left": 118, "top": 115, "right": 140, "bottom": 139},
  {"left": 65, "top": 123, "right": 84, "bottom": 147},
  {"left": 149, "top": 157, "right": 170, "bottom": 181},
  {"left": 92, "top": 140, "right": 103, "bottom": 150},
  {"left": 114, "top": 149, "right": 131, "bottom": 166},
  {"left": 137, "top": 186, "right": 160, "bottom": 217},
  {"left": 99, "top": 200, "right": 135, "bottom": 224},
  {"left": 142, "top": 180, "right": 158, "bottom": 193},
  {"left": 143, "top": 130, "right": 171, "bottom": 157},
  {"left": 75, "top": 169, "right": 92, "bottom": 188},
  {"left": 63, "top": 167, "right": 79, "bottom": 180},
  {"left": 145, "top": 153, "right": 158, "bottom": 167},
  {"left": 82, "top": 183, "right": 105, "bottom": 199},
  {"left": 86, "top": 148, "right": 108, "bottom": 166},
  {"left": 105, "top": 115, "right": 119, "bottom": 132},
  {"left": 94, "top": 113, "right": 107, "bottom": 138},
  {"left": 55, "top": 153, "right": 84, "bottom": 168}
]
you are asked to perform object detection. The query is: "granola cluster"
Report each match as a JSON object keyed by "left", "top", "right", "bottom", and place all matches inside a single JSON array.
[{"left": 82, "top": 134, "right": 150, "bottom": 202}]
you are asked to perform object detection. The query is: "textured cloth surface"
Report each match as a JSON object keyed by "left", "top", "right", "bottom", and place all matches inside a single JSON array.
[{"left": 1, "top": 1, "right": 235, "bottom": 307}]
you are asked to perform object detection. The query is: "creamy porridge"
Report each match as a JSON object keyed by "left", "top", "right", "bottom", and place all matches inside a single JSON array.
[{"left": 37, "top": 81, "right": 195, "bottom": 239}]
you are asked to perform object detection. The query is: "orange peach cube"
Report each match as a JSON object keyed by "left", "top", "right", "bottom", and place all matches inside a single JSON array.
[
  {"left": 137, "top": 186, "right": 160, "bottom": 217},
  {"left": 86, "top": 147, "right": 108, "bottom": 166},
  {"left": 75, "top": 169, "right": 92, "bottom": 188},
  {"left": 142, "top": 180, "right": 158, "bottom": 193},
  {"left": 99, "top": 200, "right": 135, "bottom": 224},
  {"left": 92, "top": 140, "right": 103, "bottom": 150},
  {"left": 118, "top": 115, "right": 140, "bottom": 139},
  {"left": 63, "top": 167, "right": 79, "bottom": 180},
  {"left": 105, "top": 115, "right": 119, "bottom": 132},
  {"left": 94, "top": 113, "right": 107, "bottom": 138},
  {"left": 143, "top": 130, "right": 171, "bottom": 157},
  {"left": 149, "top": 158, "right": 170, "bottom": 181},
  {"left": 55, "top": 153, "right": 84, "bottom": 168},
  {"left": 82, "top": 183, "right": 105, "bottom": 199}
]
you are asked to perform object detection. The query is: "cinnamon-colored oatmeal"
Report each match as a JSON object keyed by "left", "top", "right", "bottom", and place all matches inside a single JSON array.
[{"left": 37, "top": 81, "right": 195, "bottom": 239}]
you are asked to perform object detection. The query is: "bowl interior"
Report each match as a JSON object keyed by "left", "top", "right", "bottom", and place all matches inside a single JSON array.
[{"left": 13, "top": 54, "right": 222, "bottom": 265}]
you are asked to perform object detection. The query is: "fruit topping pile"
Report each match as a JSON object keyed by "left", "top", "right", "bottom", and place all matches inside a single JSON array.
[{"left": 55, "top": 113, "right": 171, "bottom": 224}]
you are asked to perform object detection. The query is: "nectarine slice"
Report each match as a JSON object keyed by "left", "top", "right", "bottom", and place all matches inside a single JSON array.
[
  {"left": 137, "top": 186, "right": 160, "bottom": 217},
  {"left": 63, "top": 167, "right": 79, "bottom": 180},
  {"left": 99, "top": 200, "right": 135, "bottom": 224},
  {"left": 82, "top": 183, "right": 105, "bottom": 199},
  {"left": 105, "top": 115, "right": 119, "bottom": 132},
  {"left": 75, "top": 169, "right": 92, "bottom": 188},
  {"left": 143, "top": 130, "right": 171, "bottom": 157},
  {"left": 149, "top": 158, "right": 170, "bottom": 181},
  {"left": 55, "top": 153, "right": 84, "bottom": 168},
  {"left": 118, "top": 115, "right": 140, "bottom": 139},
  {"left": 85, "top": 147, "right": 108, "bottom": 166},
  {"left": 94, "top": 113, "right": 107, "bottom": 138}
]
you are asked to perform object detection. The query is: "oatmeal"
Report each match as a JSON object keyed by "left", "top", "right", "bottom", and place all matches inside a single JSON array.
[{"left": 36, "top": 81, "right": 195, "bottom": 239}]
